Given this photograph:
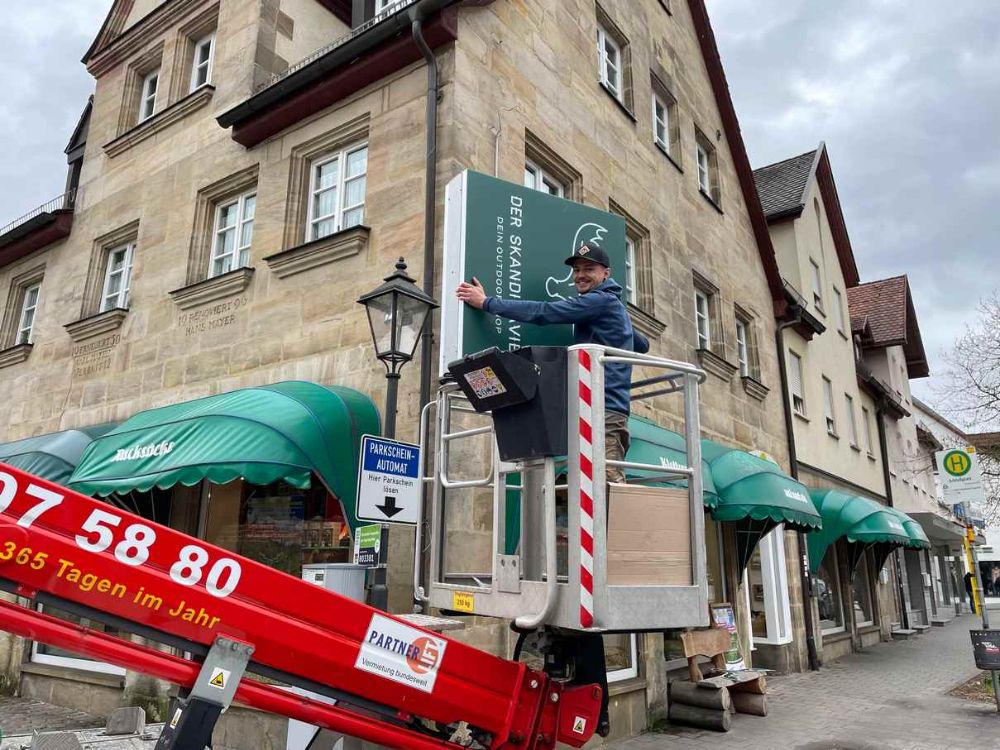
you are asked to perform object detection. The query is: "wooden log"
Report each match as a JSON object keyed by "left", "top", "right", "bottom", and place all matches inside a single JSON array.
[
  {"left": 668, "top": 702, "right": 732, "bottom": 732},
  {"left": 669, "top": 681, "right": 732, "bottom": 711},
  {"left": 728, "top": 675, "right": 767, "bottom": 695},
  {"left": 731, "top": 691, "right": 768, "bottom": 716}
]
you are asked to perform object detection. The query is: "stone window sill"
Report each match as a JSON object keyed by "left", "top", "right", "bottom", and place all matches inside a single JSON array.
[
  {"left": 20, "top": 660, "right": 124, "bottom": 689},
  {"left": 169, "top": 267, "right": 254, "bottom": 310},
  {"left": 850, "top": 442, "right": 862, "bottom": 452},
  {"left": 264, "top": 225, "right": 370, "bottom": 279},
  {"left": 0, "top": 343, "right": 32, "bottom": 369},
  {"left": 821, "top": 628, "right": 851, "bottom": 643},
  {"left": 627, "top": 302, "right": 666, "bottom": 340},
  {"left": 699, "top": 188, "right": 724, "bottom": 214},
  {"left": 793, "top": 410, "right": 809, "bottom": 423},
  {"left": 64, "top": 307, "right": 128, "bottom": 342},
  {"left": 608, "top": 675, "right": 647, "bottom": 697},
  {"left": 104, "top": 86, "right": 215, "bottom": 158},
  {"left": 867, "top": 452, "right": 877, "bottom": 462},
  {"left": 741, "top": 375, "right": 769, "bottom": 401},
  {"left": 696, "top": 347, "right": 737, "bottom": 382},
  {"left": 599, "top": 81, "right": 637, "bottom": 123}
]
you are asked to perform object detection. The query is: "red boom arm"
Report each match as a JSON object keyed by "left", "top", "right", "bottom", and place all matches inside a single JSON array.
[{"left": 0, "top": 464, "right": 599, "bottom": 748}]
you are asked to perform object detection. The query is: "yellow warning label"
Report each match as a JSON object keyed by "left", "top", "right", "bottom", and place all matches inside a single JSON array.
[
  {"left": 208, "top": 667, "right": 229, "bottom": 690},
  {"left": 572, "top": 716, "right": 587, "bottom": 735},
  {"left": 452, "top": 591, "right": 475, "bottom": 613}
]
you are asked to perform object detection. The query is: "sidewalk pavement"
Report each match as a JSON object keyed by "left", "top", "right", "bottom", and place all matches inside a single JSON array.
[{"left": 606, "top": 612, "right": 998, "bottom": 750}]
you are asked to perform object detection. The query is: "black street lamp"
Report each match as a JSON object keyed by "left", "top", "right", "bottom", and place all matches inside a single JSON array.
[
  {"left": 357, "top": 257, "right": 438, "bottom": 611},
  {"left": 357, "top": 257, "right": 439, "bottom": 440}
]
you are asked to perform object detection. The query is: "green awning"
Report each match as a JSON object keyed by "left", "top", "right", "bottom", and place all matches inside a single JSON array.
[
  {"left": 67, "top": 382, "right": 380, "bottom": 531},
  {"left": 0, "top": 424, "right": 117, "bottom": 484},
  {"left": 807, "top": 490, "right": 919, "bottom": 572},
  {"left": 888, "top": 507, "right": 931, "bottom": 549},
  {"left": 625, "top": 416, "right": 719, "bottom": 509}
]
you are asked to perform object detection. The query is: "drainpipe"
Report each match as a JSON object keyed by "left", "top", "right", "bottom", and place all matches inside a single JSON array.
[
  {"left": 774, "top": 317, "right": 820, "bottom": 672},
  {"left": 875, "top": 405, "right": 911, "bottom": 631},
  {"left": 409, "top": 5, "right": 440, "bottom": 414}
]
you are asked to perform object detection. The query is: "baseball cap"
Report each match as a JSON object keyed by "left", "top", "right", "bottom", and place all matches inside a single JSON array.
[{"left": 564, "top": 241, "right": 611, "bottom": 268}]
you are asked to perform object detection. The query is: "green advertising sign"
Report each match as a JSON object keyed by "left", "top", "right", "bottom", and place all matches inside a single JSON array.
[{"left": 440, "top": 170, "right": 627, "bottom": 372}]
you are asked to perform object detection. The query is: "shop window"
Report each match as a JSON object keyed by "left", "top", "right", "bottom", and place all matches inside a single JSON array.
[
  {"left": 747, "top": 527, "right": 792, "bottom": 644},
  {"left": 852, "top": 550, "right": 875, "bottom": 627},
  {"left": 605, "top": 633, "right": 639, "bottom": 683},
  {"left": 307, "top": 142, "right": 369, "bottom": 241},
  {"left": 815, "top": 546, "right": 845, "bottom": 634},
  {"left": 202, "top": 478, "right": 351, "bottom": 575}
]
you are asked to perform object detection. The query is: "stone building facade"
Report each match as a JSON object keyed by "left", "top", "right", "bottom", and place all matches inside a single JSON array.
[{"left": 0, "top": 0, "right": 805, "bottom": 744}]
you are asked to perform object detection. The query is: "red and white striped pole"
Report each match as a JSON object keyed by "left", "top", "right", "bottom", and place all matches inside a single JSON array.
[{"left": 577, "top": 348, "right": 595, "bottom": 628}]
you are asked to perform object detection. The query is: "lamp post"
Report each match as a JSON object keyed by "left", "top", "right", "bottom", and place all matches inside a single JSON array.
[{"left": 357, "top": 257, "right": 439, "bottom": 610}]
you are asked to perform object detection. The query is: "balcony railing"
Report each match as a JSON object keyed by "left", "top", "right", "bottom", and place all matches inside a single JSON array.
[
  {"left": 0, "top": 188, "right": 76, "bottom": 238},
  {"left": 253, "top": 0, "right": 417, "bottom": 94}
]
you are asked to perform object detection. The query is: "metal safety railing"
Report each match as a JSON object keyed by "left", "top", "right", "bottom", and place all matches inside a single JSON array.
[{"left": 0, "top": 188, "right": 76, "bottom": 238}]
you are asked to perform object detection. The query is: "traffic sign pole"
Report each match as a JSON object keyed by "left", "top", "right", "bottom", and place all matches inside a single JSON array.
[{"left": 968, "top": 529, "right": 1000, "bottom": 712}]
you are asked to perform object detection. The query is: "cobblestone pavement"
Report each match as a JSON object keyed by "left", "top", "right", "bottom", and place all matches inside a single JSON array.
[
  {"left": 607, "top": 613, "right": 998, "bottom": 750},
  {"left": 0, "top": 697, "right": 103, "bottom": 736}
]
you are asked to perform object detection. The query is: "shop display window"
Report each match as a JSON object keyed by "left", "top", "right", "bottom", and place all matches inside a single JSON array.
[
  {"left": 747, "top": 527, "right": 792, "bottom": 644},
  {"left": 851, "top": 550, "right": 875, "bottom": 627},
  {"left": 202, "top": 479, "right": 351, "bottom": 576},
  {"left": 816, "top": 546, "right": 845, "bottom": 634}
]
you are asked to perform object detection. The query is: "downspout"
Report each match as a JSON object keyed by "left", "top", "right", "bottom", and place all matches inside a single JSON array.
[
  {"left": 775, "top": 316, "right": 821, "bottom": 672},
  {"left": 409, "top": 4, "right": 441, "bottom": 414},
  {"left": 875, "top": 405, "right": 911, "bottom": 630}
]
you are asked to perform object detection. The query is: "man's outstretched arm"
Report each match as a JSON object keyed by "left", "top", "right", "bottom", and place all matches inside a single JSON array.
[{"left": 457, "top": 277, "right": 607, "bottom": 325}]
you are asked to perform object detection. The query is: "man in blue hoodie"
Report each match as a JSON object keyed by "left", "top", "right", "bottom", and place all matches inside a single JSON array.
[
  {"left": 456, "top": 241, "right": 648, "bottom": 736},
  {"left": 456, "top": 241, "right": 649, "bottom": 481}
]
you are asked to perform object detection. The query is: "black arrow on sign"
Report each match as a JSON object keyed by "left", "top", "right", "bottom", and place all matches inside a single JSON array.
[{"left": 376, "top": 495, "right": 403, "bottom": 518}]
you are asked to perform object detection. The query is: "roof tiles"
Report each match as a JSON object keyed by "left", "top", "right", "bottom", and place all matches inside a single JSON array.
[{"left": 752, "top": 150, "right": 817, "bottom": 219}]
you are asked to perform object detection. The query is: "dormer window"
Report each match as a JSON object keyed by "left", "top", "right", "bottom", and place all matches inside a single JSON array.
[
  {"left": 138, "top": 70, "right": 159, "bottom": 122},
  {"left": 190, "top": 33, "right": 215, "bottom": 91}
]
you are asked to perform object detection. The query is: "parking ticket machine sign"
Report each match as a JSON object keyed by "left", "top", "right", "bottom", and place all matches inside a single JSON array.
[{"left": 356, "top": 436, "right": 421, "bottom": 526}]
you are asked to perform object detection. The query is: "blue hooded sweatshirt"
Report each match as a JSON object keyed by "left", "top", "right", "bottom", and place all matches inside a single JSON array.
[{"left": 482, "top": 278, "right": 649, "bottom": 415}]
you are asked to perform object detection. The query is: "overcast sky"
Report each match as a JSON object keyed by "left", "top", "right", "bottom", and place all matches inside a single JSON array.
[{"left": 0, "top": 1, "right": 996, "bottom": 419}]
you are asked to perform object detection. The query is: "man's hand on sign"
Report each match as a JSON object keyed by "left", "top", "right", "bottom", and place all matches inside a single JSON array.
[{"left": 456, "top": 277, "right": 487, "bottom": 309}]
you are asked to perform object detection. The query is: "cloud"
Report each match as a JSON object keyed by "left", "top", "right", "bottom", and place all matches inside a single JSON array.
[
  {"left": 708, "top": 0, "right": 1000, "bottom": 411},
  {"left": 0, "top": 1, "right": 107, "bottom": 221}
]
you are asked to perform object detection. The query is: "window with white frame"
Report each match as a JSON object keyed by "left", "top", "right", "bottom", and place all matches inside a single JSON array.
[
  {"left": 833, "top": 286, "right": 846, "bottom": 332},
  {"left": 605, "top": 633, "right": 638, "bottom": 682},
  {"left": 822, "top": 377, "right": 837, "bottom": 435},
  {"left": 523, "top": 159, "right": 565, "bottom": 197},
  {"left": 653, "top": 92, "right": 669, "bottom": 152},
  {"left": 851, "top": 551, "right": 875, "bottom": 627},
  {"left": 735, "top": 318, "right": 749, "bottom": 377},
  {"left": 861, "top": 406, "right": 874, "bottom": 455},
  {"left": 845, "top": 393, "right": 860, "bottom": 447},
  {"left": 651, "top": 77, "right": 679, "bottom": 158},
  {"left": 100, "top": 243, "right": 135, "bottom": 312},
  {"left": 209, "top": 191, "right": 255, "bottom": 277},
  {"left": 307, "top": 143, "right": 368, "bottom": 241},
  {"left": 624, "top": 236, "right": 637, "bottom": 305},
  {"left": 789, "top": 351, "right": 805, "bottom": 416},
  {"left": 747, "top": 527, "right": 792, "bottom": 645},
  {"left": 190, "top": 33, "right": 215, "bottom": 91},
  {"left": 810, "top": 259, "right": 824, "bottom": 313},
  {"left": 16, "top": 283, "right": 41, "bottom": 345},
  {"left": 696, "top": 142, "right": 710, "bottom": 193},
  {"left": 694, "top": 129, "right": 720, "bottom": 204},
  {"left": 596, "top": 22, "right": 622, "bottom": 102},
  {"left": 816, "top": 546, "right": 845, "bottom": 633},
  {"left": 138, "top": 69, "right": 159, "bottom": 122},
  {"left": 694, "top": 289, "right": 711, "bottom": 349}
]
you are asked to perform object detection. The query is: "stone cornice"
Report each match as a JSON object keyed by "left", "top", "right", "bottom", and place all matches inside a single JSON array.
[
  {"left": 0, "top": 343, "right": 32, "bottom": 369},
  {"left": 627, "top": 304, "right": 666, "bottom": 340},
  {"left": 104, "top": 86, "right": 215, "bottom": 158},
  {"left": 64, "top": 308, "right": 128, "bottom": 342},
  {"left": 169, "top": 267, "right": 254, "bottom": 310},
  {"left": 741, "top": 375, "right": 770, "bottom": 402},
  {"left": 87, "top": 0, "right": 213, "bottom": 78},
  {"left": 264, "top": 226, "right": 370, "bottom": 279},
  {"left": 696, "top": 347, "right": 738, "bottom": 382}
]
